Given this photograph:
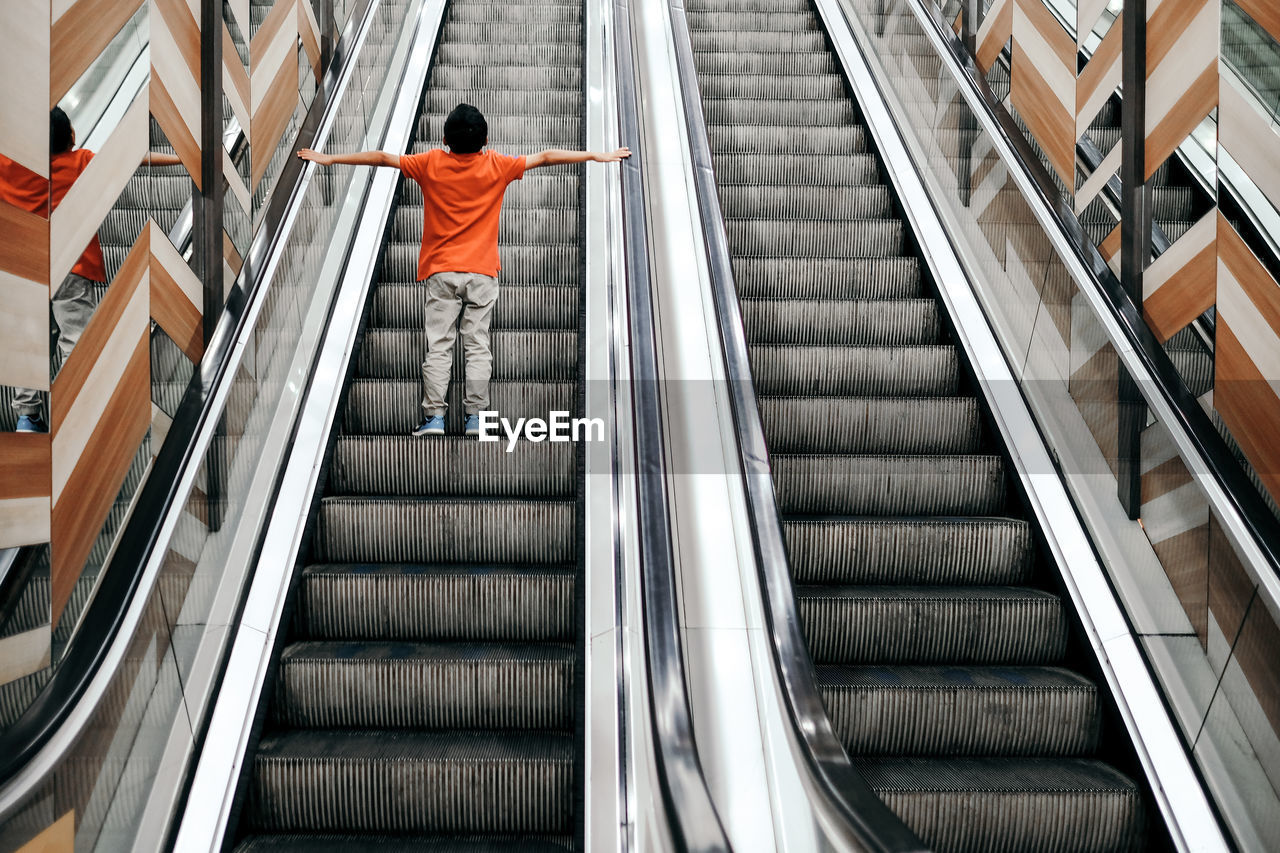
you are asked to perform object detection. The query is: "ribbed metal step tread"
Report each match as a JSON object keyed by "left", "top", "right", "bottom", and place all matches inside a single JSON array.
[
  {"left": 234, "top": 835, "right": 573, "bottom": 853},
  {"left": 728, "top": 218, "right": 904, "bottom": 257},
  {"left": 315, "top": 498, "right": 576, "bottom": 565},
  {"left": 249, "top": 730, "right": 573, "bottom": 833},
  {"left": 733, "top": 257, "right": 921, "bottom": 299},
  {"left": 817, "top": 665, "right": 1100, "bottom": 755},
  {"left": 713, "top": 152, "right": 880, "bottom": 185},
  {"left": 856, "top": 757, "right": 1144, "bottom": 853},
  {"left": 372, "top": 284, "right": 579, "bottom": 330},
  {"left": 330, "top": 435, "right": 574, "bottom": 496},
  {"left": 298, "top": 564, "right": 575, "bottom": 641},
  {"left": 783, "top": 517, "right": 1033, "bottom": 584},
  {"left": 759, "top": 397, "right": 980, "bottom": 454},
  {"left": 699, "top": 71, "right": 844, "bottom": 98},
  {"left": 343, "top": 380, "right": 576, "bottom": 435},
  {"left": 749, "top": 345, "right": 960, "bottom": 396},
  {"left": 741, "top": 298, "right": 938, "bottom": 345},
  {"left": 719, "top": 184, "right": 892, "bottom": 218},
  {"left": 773, "top": 454, "right": 1006, "bottom": 515},
  {"left": 273, "top": 641, "right": 573, "bottom": 729},
  {"left": 797, "top": 585, "right": 1067, "bottom": 664},
  {"left": 696, "top": 50, "right": 840, "bottom": 76},
  {"left": 357, "top": 329, "right": 577, "bottom": 379}
]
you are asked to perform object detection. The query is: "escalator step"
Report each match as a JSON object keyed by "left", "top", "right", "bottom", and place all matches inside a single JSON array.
[
  {"left": 432, "top": 67, "right": 582, "bottom": 91},
  {"left": 426, "top": 90, "right": 580, "bottom": 118},
  {"left": 817, "top": 665, "right": 1100, "bottom": 755},
  {"left": 234, "top": 835, "right": 573, "bottom": 853},
  {"left": 748, "top": 345, "right": 959, "bottom": 396},
  {"left": 272, "top": 641, "right": 573, "bottom": 729},
  {"left": 783, "top": 517, "right": 1033, "bottom": 584},
  {"left": 437, "top": 42, "right": 582, "bottom": 67},
  {"left": 773, "top": 454, "right": 1006, "bottom": 515},
  {"left": 688, "top": 10, "right": 821, "bottom": 32},
  {"left": 797, "top": 585, "right": 1067, "bottom": 664},
  {"left": 448, "top": 4, "right": 581, "bottom": 23},
  {"left": 690, "top": 29, "right": 827, "bottom": 53},
  {"left": 417, "top": 116, "right": 584, "bottom": 148},
  {"left": 759, "top": 396, "right": 980, "bottom": 454},
  {"left": 855, "top": 757, "right": 1144, "bottom": 853},
  {"left": 727, "top": 218, "right": 904, "bottom": 257},
  {"left": 298, "top": 564, "right": 575, "bottom": 642},
  {"left": 697, "top": 50, "right": 839, "bottom": 76},
  {"left": 713, "top": 152, "right": 879, "bottom": 185},
  {"left": 342, "top": 379, "right": 576, "bottom": 435},
  {"left": 699, "top": 72, "right": 844, "bottom": 98},
  {"left": 703, "top": 97, "right": 855, "bottom": 125},
  {"left": 732, "top": 257, "right": 920, "bottom": 300},
  {"left": 741, "top": 298, "right": 938, "bottom": 345},
  {"left": 357, "top": 329, "right": 578, "bottom": 379},
  {"left": 330, "top": 436, "right": 574, "bottom": 496},
  {"left": 440, "top": 23, "right": 582, "bottom": 45},
  {"left": 248, "top": 730, "right": 573, "bottom": 834},
  {"left": 720, "top": 184, "right": 892, "bottom": 218},
  {"left": 315, "top": 498, "right": 575, "bottom": 564},
  {"left": 372, "top": 283, "right": 579, "bottom": 330}
]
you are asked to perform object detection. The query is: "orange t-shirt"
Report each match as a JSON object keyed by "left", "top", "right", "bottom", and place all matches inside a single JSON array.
[
  {"left": 398, "top": 148, "right": 527, "bottom": 281},
  {"left": 0, "top": 149, "right": 107, "bottom": 283}
]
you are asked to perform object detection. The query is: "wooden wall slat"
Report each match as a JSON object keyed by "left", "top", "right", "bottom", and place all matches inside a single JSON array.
[
  {"left": 150, "top": 73, "right": 203, "bottom": 190},
  {"left": 150, "top": 222, "right": 204, "bottom": 361},
  {"left": 153, "top": 0, "right": 203, "bottom": 85},
  {"left": 50, "top": 0, "right": 146, "bottom": 107},
  {"left": 0, "top": 198, "right": 52, "bottom": 283},
  {"left": 1143, "top": 211, "right": 1216, "bottom": 341},
  {"left": 977, "top": 0, "right": 1013, "bottom": 73},
  {"left": 1233, "top": 0, "right": 1280, "bottom": 46},
  {"left": 0, "top": 432, "right": 50, "bottom": 549},
  {"left": 0, "top": 1, "right": 52, "bottom": 177},
  {"left": 1144, "top": 61, "right": 1217, "bottom": 180},
  {"left": 250, "top": 55, "right": 301, "bottom": 188},
  {"left": 1220, "top": 78, "right": 1280, "bottom": 220}
]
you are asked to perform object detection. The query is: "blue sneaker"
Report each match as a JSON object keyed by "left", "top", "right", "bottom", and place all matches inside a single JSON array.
[
  {"left": 412, "top": 415, "right": 445, "bottom": 436},
  {"left": 464, "top": 414, "right": 480, "bottom": 436},
  {"left": 15, "top": 414, "right": 47, "bottom": 434}
]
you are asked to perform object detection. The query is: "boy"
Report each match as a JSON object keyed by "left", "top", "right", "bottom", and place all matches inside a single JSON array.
[
  {"left": 299, "top": 102, "right": 629, "bottom": 436},
  {"left": 0, "top": 107, "right": 182, "bottom": 432}
]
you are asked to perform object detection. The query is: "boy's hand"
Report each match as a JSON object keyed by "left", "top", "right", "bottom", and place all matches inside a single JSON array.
[
  {"left": 297, "top": 148, "right": 333, "bottom": 166},
  {"left": 594, "top": 147, "right": 631, "bottom": 163}
]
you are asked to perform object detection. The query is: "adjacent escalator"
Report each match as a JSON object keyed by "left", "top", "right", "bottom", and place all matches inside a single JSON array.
[
  {"left": 230, "top": 1, "right": 584, "bottom": 848},
  {"left": 684, "top": 0, "right": 1153, "bottom": 849}
]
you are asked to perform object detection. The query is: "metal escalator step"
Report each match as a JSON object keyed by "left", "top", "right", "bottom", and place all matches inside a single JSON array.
[
  {"left": 248, "top": 730, "right": 573, "bottom": 834},
  {"left": 330, "top": 436, "right": 574, "bottom": 496},
  {"left": 342, "top": 379, "right": 575, "bottom": 435},
  {"left": 728, "top": 218, "right": 903, "bottom": 258},
  {"left": 759, "top": 397, "right": 980, "bottom": 454},
  {"left": 719, "top": 184, "right": 891, "bottom": 218},
  {"left": 392, "top": 207, "right": 578, "bottom": 243},
  {"left": 399, "top": 174, "right": 581, "bottom": 208},
  {"left": 272, "top": 641, "right": 573, "bottom": 729},
  {"left": 817, "top": 665, "right": 1100, "bottom": 755},
  {"left": 689, "top": 28, "right": 827, "bottom": 52},
  {"left": 749, "top": 345, "right": 959, "bottom": 396},
  {"left": 690, "top": 0, "right": 812, "bottom": 11},
  {"left": 433, "top": 66, "right": 582, "bottom": 91},
  {"left": 426, "top": 89, "right": 582, "bottom": 117},
  {"left": 741, "top": 298, "right": 938, "bottom": 345},
  {"left": 379, "top": 243, "right": 581, "bottom": 286},
  {"left": 440, "top": 22, "right": 582, "bottom": 44},
  {"left": 699, "top": 72, "right": 844, "bottom": 99},
  {"left": 298, "top": 564, "right": 574, "bottom": 641},
  {"left": 732, "top": 257, "right": 920, "bottom": 299},
  {"left": 448, "top": 4, "right": 581, "bottom": 23},
  {"left": 713, "top": 152, "right": 879, "bottom": 185},
  {"left": 773, "top": 454, "right": 1006, "bottom": 515},
  {"left": 855, "top": 757, "right": 1145, "bottom": 853},
  {"left": 418, "top": 115, "right": 584, "bottom": 147},
  {"left": 315, "top": 498, "right": 575, "bottom": 564},
  {"left": 797, "top": 586, "right": 1068, "bottom": 664},
  {"left": 704, "top": 97, "right": 855, "bottom": 125},
  {"left": 783, "top": 517, "right": 1034, "bottom": 584},
  {"left": 357, "top": 329, "right": 577, "bottom": 379},
  {"left": 438, "top": 42, "right": 582, "bottom": 67},
  {"left": 696, "top": 50, "right": 839, "bottom": 76},
  {"left": 688, "top": 10, "right": 821, "bottom": 31},
  {"left": 234, "top": 835, "right": 573, "bottom": 853},
  {"left": 708, "top": 123, "right": 865, "bottom": 154},
  {"left": 372, "top": 284, "right": 579, "bottom": 330}
]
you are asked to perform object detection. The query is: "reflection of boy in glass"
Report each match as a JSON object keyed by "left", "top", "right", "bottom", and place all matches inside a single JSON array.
[{"left": 0, "top": 107, "right": 181, "bottom": 433}]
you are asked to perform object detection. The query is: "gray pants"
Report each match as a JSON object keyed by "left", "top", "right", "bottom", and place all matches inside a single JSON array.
[
  {"left": 11, "top": 273, "right": 98, "bottom": 417},
  {"left": 421, "top": 271, "right": 499, "bottom": 416}
]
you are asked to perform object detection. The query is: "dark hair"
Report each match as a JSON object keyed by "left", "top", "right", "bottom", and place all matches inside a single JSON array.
[
  {"left": 443, "top": 103, "right": 486, "bottom": 154},
  {"left": 50, "top": 107, "right": 73, "bottom": 154}
]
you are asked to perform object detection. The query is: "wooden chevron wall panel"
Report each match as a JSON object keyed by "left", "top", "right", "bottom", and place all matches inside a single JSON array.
[
  {"left": 250, "top": 0, "right": 306, "bottom": 188},
  {"left": 1219, "top": 76, "right": 1280, "bottom": 217},
  {"left": 1011, "top": 0, "right": 1076, "bottom": 185},
  {"left": 1216, "top": 215, "right": 1280, "bottom": 503},
  {"left": 1144, "top": 0, "right": 1219, "bottom": 179},
  {"left": 224, "top": 21, "right": 252, "bottom": 135},
  {"left": 0, "top": 433, "right": 52, "bottom": 549},
  {"left": 0, "top": 2, "right": 52, "bottom": 177},
  {"left": 0, "top": 198, "right": 52, "bottom": 391},
  {"left": 51, "top": 0, "right": 146, "bottom": 107},
  {"left": 977, "top": 0, "right": 1012, "bottom": 73},
  {"left": 1144, "top": 210, "right": 1217, "bottom": 341},
  {"left": 1234, "top": 0, "right": 1280, "bottom": 43},
  {"left": 50, "top": 233, "right": 150, "bottom": 625},
  {"left": 149, "top": 220, "right": 205, "bottom": 361},
  {"left": 151, "top": 0, "right": 204, "bottom": 187}
]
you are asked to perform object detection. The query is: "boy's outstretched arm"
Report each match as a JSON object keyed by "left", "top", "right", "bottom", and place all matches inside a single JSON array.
[
  {"left": 525, "top": 147, "right": 631, "bottom": 169},
  {"left": 297, "top": 149, "right": 400, "bottom": 168}
]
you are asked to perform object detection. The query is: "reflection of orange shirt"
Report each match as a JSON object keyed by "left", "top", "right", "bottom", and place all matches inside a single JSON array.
[
  {"left": 399, "top": 148, "right": 526, "bottom": 281},
  {"left": 0, "top": 150, "right": 107, "bottom": 282}
]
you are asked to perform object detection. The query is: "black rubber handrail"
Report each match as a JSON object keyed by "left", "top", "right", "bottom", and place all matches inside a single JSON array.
[
  {"left": 0, "top": 0, "right": 381, "bottom": 788},
  {"left": 899, "top": 0, "right": 1280, "bottom": 579},
  {"left": 663, "top": 0, "right": 928, "bottom": 850},
  {"left": 613, "top": 0, "right": 732, "bottom": 848}
]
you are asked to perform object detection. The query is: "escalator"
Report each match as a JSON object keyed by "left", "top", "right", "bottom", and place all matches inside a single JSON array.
[
  {"left": 230, "top": 0, "right": 584, "bottom": 847},
  {"left": 683, "top": 0, "right": 1153, "bottom": 849}
]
